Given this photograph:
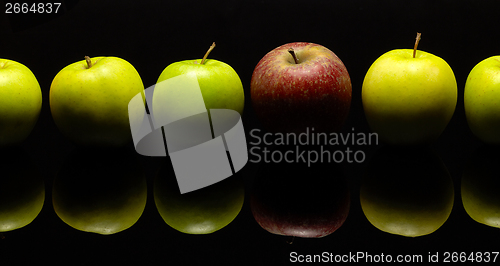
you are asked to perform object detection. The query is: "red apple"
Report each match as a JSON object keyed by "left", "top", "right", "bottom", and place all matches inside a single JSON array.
[{"left": 250, "top": 42, "right": 352, "bottom": 134}]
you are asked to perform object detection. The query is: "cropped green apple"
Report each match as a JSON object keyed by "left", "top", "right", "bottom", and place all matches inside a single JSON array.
[
  {"left": 464, "top": 56, "right": 500, "bottom": 144},
  {"left": 0, "top": 59, "right": 42, "bottom": 147},
  {"left": 156, "top": 43, "right": 244, "bottom": 115},
  {"left": 462, "top": 146, "right": 500, "bottom": 228},
  {"left": 362, "top": 33, "right": 457, "bottom": 145},
  {"left": 50, "top": 56, "right": 145, "bottom": 147}
]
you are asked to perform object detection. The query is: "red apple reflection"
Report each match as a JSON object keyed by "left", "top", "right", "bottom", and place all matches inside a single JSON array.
[{"left": 250, "top": 147, "right": 349, "bottom": 238}]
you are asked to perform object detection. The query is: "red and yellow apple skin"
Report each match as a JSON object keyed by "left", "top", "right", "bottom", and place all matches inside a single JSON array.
[{"left": 250, "top": 42, "right": 352, "bottom": 134}]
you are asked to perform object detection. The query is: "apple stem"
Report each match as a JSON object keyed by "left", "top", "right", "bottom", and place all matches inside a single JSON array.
[
  {"left": 288, "top": 48, "right": 299, "bottom": 64},
  {"left": 413, "top": 32, "right": 421, "bottom": 58},
  {"left": 200, "top": 42, "right": 216, "bottom": 65},
  {"left": 85, "top": 56, "right": 93, "bottom": 69}
]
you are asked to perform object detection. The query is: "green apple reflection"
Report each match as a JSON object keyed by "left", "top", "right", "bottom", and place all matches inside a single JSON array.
[
  {"left": 361, "top": 147, "right": 454, "bottom": 237},
  {"left": 154, "top": 158, "right": 245, "bottom": 234},
  {"left": 0, "top": 147, "right": 44, "bottom": 232},
  {"left": 462, "top": 146, "right": 500, "bottom": 228},
  {"left": 52, "top": 147, "right": 147, "bottom": 235}
]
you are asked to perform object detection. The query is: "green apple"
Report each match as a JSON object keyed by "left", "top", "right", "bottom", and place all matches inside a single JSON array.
[
  {"left": 464, "top": 56, "right": 500, "bottom": 144},
  {"left": 362, "top": 33, "right": 457, "bottom": 145},
  {"left": 462, "top": 146, "right": 500, "bottom": 228},
  {"left": 49, "top": 56, "right": 145, "bottom": 147},
  {"left": 0, "top": 59, "right": 42, "bottom": 147},
  {"left": 154, "top": 162, "right": 244, "bottom": 234},
  {"left": 156, "top": 43, "right": 244, "bottom": 115},
  {"left": 52, "top": 147, "right": 147, "bottom": 235},
  {"left": 361, "top": 147, "right": 454, "bottom": 237},
  {"left": 0, "top": 147, "right": 44, "bottom": 232}
]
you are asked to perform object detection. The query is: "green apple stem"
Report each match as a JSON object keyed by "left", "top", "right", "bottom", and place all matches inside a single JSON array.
[
  {"left": 85, "top": 56, "right": 93, "bottom": 68},
  {"left": 413, "top": 32, "right": 421, "bottom": 58},
  {"left": 288, "top": 48, "right": 299, "bottom": 64},
  {"left": 200, "top": 42, "right": 216, "bottom": 65}
]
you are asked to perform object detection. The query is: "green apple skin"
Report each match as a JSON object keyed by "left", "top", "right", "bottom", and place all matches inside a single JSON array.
[
  {"left": 361, "top": 147, "right": 454, "bottom": 237},
  {"left": 154, "top": 163, "right": 244, "bottom": 234},
  {"left": 464, "top": 56, "right": 500, "bottom": 145},
  {"left": 0, "top": 59, "right": 42, "bottom": 147},
  {"left": 52, "top": 147, "right": 147, "bottom": 235},
  {"left": 157, "top": 59, "right": 244, "bottom": 115},
  {"left": 362, "top": 49, "right": 457, "bottom": 146},
  {"left": 49, "top": 57, "right": 144, "bottom": 147},
  {"left": 461, "top": 146, "right": 500, "bottom": 228}
]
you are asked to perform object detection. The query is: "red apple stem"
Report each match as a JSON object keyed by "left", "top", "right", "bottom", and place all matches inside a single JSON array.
[
  {"left": 413, "top": 32, "right": 421, "bottom": 58},
  {"left": 288, "top": 48, "right": 299, "bottom": 64},
  {"left": 200, "top": 42, "right": 216, "bottom": 65},
  {"left": 85, "top": 56, "right": 93, "bottom": 68}
]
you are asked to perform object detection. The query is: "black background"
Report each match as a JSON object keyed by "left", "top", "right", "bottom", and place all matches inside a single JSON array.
[{"left": 1, "top": 0, "right": 500, "bottom": 265}]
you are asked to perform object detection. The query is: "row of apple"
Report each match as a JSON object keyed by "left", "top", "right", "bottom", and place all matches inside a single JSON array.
[{"left": 1, "top": 34, "right": 499, "bottom": 147}]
